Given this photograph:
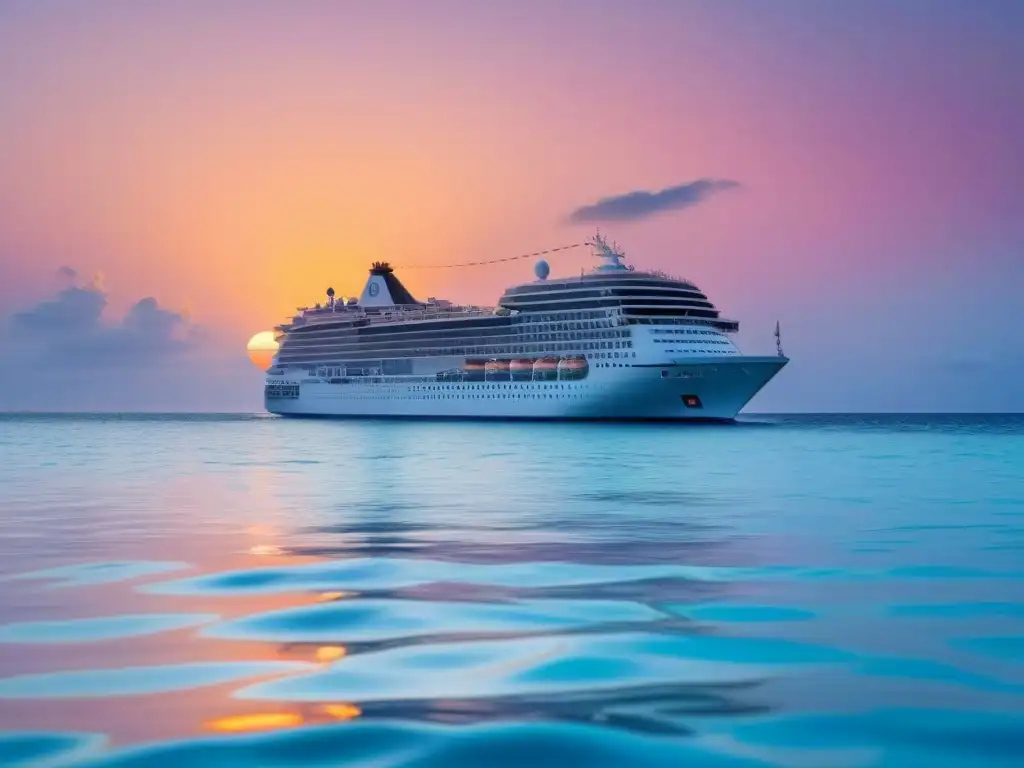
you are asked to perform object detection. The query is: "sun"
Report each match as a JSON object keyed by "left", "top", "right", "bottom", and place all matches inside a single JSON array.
[{"left": 247, "top": 331, "right": 280, "bottom": 370}]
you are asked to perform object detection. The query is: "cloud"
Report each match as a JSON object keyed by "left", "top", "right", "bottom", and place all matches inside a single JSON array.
[
  {"left": 567, "top": 178, "right": 740, "bottom": 224},
  {"left": 5, "top": 274, "right": 200, "bottom": 369},
  {"left": 0, "top": 263, "right": 276, "bottom": 412},
  {"left": 10, "top": 283, "right": 107, "bottom": 334}
]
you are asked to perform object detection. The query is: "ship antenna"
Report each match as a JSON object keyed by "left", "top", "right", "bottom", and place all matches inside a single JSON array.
[
  {"left": 587, "top": 229, "right": 628, "bottom": 271},
  {"left": 775, "top": 320, "right": 784, "bottom": 357}
]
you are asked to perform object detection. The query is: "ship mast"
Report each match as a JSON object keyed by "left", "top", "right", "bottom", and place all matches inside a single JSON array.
[{"left": 586, "top": 230, "right": 629, "bottom": 272}]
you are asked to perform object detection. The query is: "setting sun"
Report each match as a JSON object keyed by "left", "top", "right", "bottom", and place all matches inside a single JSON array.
[{"left": 246, "top": 331, "right": 279, "bottom": 370}]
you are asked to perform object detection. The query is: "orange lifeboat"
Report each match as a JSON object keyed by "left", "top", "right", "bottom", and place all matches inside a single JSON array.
[
  {"left": 509, "top": 359, "right": 534, "bottom": 381},
  {"left": 532, "top": 357, "right": 559, "bottom": 381},
  {"left": 557, "top": 355, "right": 590, "bottom": 380},
  {"left": 485, "top": 359, "right": 511, "bottom": 381}
]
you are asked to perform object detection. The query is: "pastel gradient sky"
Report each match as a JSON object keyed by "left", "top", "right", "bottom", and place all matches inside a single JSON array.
[{"left": 1, "top": 0, "right": 1022, "bottom": 412}]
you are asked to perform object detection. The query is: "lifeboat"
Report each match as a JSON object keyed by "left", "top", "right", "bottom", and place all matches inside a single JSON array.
[
  {"left": 532, "top": 357, "right": 559, "bottom": 381},
  {"left": 509, "top": 358, "right": 534, "bottom": 381},
  {"left": 462, "top": 358, "right": 486, "bottom": 382},
  {"left": 485, "top": 359, "right": 511, "bottom": 381},
  {"left": 557, "top": 355, "right": 590, "bottom": 381}
]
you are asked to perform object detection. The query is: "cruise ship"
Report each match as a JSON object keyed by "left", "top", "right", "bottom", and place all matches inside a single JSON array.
[{"left": 264, "top": 234, "right": 788, "bottom": 420}]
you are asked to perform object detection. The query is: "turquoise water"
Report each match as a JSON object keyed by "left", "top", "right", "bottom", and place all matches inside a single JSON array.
[{"left": 0, "top": 413, "right": 1022, "bottom": 766}]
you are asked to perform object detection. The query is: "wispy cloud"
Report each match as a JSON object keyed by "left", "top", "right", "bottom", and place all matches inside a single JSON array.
[{"left": 567, "top": 178, "right": 740, "bottom": 224}]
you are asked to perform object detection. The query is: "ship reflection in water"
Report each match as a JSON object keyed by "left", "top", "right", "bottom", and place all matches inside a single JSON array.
[{"left": 0, "top": 413, "right": 1022, "bottom": 766}]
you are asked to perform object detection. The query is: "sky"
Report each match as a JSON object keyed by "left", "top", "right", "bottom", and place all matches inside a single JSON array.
[{"left": 1, "top": 0, "right": 1022, "bottom": 412}]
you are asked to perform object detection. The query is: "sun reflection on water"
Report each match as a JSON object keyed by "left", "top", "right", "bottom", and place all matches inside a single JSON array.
[
  {"left": 205, "top": 711, "right": 303, "bottom": 733},
  {"left": 204, "top": 702, "right": 362, "bottom": 735},
  {"left": 314, "top": 645, "right": 347, "bottom": 663},
  {"left": 317, "top": 591, "right": 352, "bottom": 602},
  {"left": 322, "top": 703, "right": 362, "bottom": 721}
]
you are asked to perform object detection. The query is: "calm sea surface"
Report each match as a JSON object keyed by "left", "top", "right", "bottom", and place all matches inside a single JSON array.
[{"left": 0, "top": 413, "right": 1022, "bottom": 767}]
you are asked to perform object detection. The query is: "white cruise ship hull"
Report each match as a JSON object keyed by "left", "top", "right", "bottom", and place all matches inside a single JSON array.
[{"left": 265, "top": 356, "right": 787, "bottom": 422}]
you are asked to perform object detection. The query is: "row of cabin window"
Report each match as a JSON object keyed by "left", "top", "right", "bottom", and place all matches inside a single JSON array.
[
  {"left": 294, "top": 393, "right": 587, "bottom": 400},
  {"left": 407, "top": 392, "right": 586, "bottom": 400},
  {"left": 518, "top": 311, "right": 612, "bottom": 323},
  {"left": 286, "top": 314, "right": 618, "bottom": 342},
  {"left": 415, "top": 383, "right": 579, "bottom": 391},
  {"left": 289, "top": 314, "right": 723, "bottom": 344},
  {"left": 653, "top": 338, "right": 730, "bottom": 346},
  {"left": 284, "top": 394, "right": 589, "bottom": 401},
  {"left": 281, "top": 341, "right": 636, "bottom": 365},
  {"left": 281, "top": 327, "right": 629, "bottom": 351},
  {"left": 653, "top": 328, "right": 721, "bottom": 336},
  {"left": 660, "top": 348, "right": 738, "bottom": 354},
  {"left": 502, "top": 280, "right": 705, "bottom": 297},
  {"left": 290, "top": 314, "right": 730, "bottom": 348},
  {"left": 314, "top": 351, "right": 636, "bottom": 379},
  {"left": 305, "top": 350, "right": 637, "bottom": 377}
]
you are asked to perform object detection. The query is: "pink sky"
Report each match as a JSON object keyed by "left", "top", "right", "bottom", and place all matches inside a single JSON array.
[{"left": 1, "top": 0, "right": 1021, "bottom": 411}]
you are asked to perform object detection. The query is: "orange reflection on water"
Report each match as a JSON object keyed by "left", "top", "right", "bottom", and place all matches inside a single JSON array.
[
  {"left": 203, "top": 702, "right": 362, "bottom": 735},
  {"left": 205, "top": 712, "right": 304, "bottom": 733},
  {"left": 249, "top": 545, "right": 286, "bottom": 556},
  {"left": 315, "top": 645, "right": 347, "bottom": 662},
  {"left": 322, "top": 703, "right": 362, "bottom": 721},
  {"left": 317, "top": 591, "right": 352, "bottom": 602}
]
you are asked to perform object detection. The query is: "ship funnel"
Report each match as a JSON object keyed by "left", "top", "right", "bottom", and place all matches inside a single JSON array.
[{"left": 358, "top": 262, "right": 423, "bottom": 307}]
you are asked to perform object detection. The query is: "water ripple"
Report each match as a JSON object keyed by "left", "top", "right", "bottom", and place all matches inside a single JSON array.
[
  {"left": 0, "top": 732, "right": 106, "bottom": 768},
  {"left": 236, "top": 632, "right": 854, "bottom": 704},
  {"left": 667, "top": 605, "right": 817, "bottom": 623},
  {"left": 2, "top": 561, "right": 190, "bottom": 589},
  {"left": 0, "top": 662, "right": 314, "bottom": 700},
  {"left": 0, "top": 614, "right": 219, "bottom": 644},
  {"left": 203, "top": 598, "right": 664, "bottom": 644},
  {"left": 951, "top": 636, "right": 1024, "bottom": 664},
  {"left": 720, "top": 709, "right": 1024, "bottom": 767},
  {"left": 1, "top": 414, "right": 1023, "bottom": 765},
  {"left": 74, "top": 721, "right": 774, "bottom": 768},
  {"left": 140, "top": 559, "right": 733, "bottom": 596}
]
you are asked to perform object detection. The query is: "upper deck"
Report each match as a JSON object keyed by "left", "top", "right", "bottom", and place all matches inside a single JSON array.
[
  {"left": 277, "top": 302, "right": 496, "bottom": 334},
  {"left": 276, "top": 234, "right": 739, "bottom": 335},
  {"left": 276, "top": 260, "right": 494, "bottom": 333}
]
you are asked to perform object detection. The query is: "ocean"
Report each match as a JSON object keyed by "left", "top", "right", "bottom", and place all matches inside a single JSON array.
[{"left": 0, "top": 413, "right": 1022, "bottom": 767}]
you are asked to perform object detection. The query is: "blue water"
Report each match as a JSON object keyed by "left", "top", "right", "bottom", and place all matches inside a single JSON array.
[{"left": 0, "top": 413, "right": 1022, "bottom": 767}]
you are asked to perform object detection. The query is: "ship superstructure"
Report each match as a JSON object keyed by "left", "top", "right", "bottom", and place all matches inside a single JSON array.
[{"left": 263, "top": 234, "right": 787, "bottom": 420}]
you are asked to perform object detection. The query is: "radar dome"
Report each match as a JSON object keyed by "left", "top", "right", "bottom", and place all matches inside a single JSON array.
[{"left": 534, "top": 259, "right": 550, "bottom": 280}]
